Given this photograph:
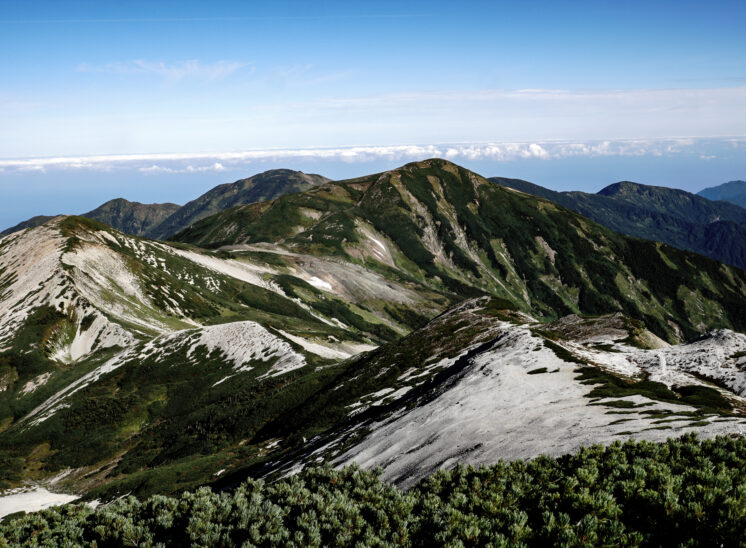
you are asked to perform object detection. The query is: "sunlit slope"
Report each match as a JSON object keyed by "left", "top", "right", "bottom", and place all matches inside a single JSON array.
[
  {"left": 173, "top": 158, "right": 746, "bottom": 342},
  {"left": 0, "top": 215, "right": 439, "bottom": 359},
  {"left": 0, "top": 215, "right": 446, "bottom": 497},
  {"left": 241, "top": 298, "right": 746, "bottom": 489}
]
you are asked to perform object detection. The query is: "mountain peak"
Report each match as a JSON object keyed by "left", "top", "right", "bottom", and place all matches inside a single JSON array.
[
  {"left": 83, "top": 199, "right": 181, "bottom": 236},
  {"left": 397, "top": 157, "right": 465, "bottom": 173},
  {"left": 94, "top": 197, "right": 180, "bottom": 209},
  {"left": 597, "top": 181, "right": 655, "bottom": 196},
  {"left": 146, "top": 169, "right": 331, "bottom": 239}
]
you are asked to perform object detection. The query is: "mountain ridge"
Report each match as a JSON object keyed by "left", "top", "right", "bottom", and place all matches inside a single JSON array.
[
  {"left": 493, "top": 176, "right": 746, "bottom": 270},
  {"left": 145, "top": 169, "right": 330, "bottom": 239},
  {"left": 0, "top": 169, "right": 330, "bottom": 238},
  {"left": 698, "top": 179, "right": 746, "bottom": 209},
  {"left": 173, "top": 158, "right": 746, "bottom": 342}
]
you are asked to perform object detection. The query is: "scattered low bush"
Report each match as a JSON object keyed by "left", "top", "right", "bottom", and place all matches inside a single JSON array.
[{"left": 2, "top": 435, "right": 746, "bottom": 546}]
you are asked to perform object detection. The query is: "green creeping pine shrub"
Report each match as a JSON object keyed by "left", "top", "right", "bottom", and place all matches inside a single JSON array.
[{"left": 3, "top": 435, "right": 746, "bottom": 547}]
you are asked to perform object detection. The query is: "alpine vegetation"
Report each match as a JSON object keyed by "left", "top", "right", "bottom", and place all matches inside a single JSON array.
[{"left": 2, "top": 436, "right": 746, "bottom": 546}]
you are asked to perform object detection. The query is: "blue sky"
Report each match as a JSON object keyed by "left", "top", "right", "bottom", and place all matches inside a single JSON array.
[{"left": 1, "top": 0, "right": 746, "bottom": 229}]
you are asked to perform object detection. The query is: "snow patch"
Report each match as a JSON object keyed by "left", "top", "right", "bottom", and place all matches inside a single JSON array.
[
  {"left": 308, "top": 276, "right": 333, "bottom": 291},
  {"left": 20, "top": 372, "right": 52, "bottom": 395},
  {"left": 0, "top": 487, "right": 79, "bottom": 518}
]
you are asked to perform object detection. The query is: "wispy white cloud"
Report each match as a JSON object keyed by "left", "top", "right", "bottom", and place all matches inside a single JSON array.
[
  {"left": 0, "top": 92, "right": 44, "bottom": 113},
  {"left": 138, "top": 162, "right": 226, "bottom": 174},
  {"left": 0, "top": 138, "right": 740, "bottom": 174},
  {"left": 3, "top": 85, "right": 745, "bottom": 159},
  {"left": 76, "top": 60, "right": 251, "bottom": 81}
]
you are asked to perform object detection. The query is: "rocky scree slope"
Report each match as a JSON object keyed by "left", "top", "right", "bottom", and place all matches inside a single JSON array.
[{"left": 494, "top": 177, "right": 746, "bottom": 270}]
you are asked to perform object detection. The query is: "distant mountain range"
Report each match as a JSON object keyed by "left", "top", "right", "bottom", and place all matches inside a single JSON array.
[
  {"left": 0, "top": 201, "right": 180, "bottom": 238},
  {"left": 493, "top": 177, "right": 746, "bottom": 270},
  {"left": 5, "top": 169, "right": 746, "bottom": 274},
  {"left": 2, "top": 159, "right": 746, "bottom": 510},
  {"left": 1, "top": 169, "right": 329, "bottom": 238},
  {"left": 0, "top": 215, "right": 58, "bottom": 236},
  {"left": 697, "top": 180, "right": 746, "bottom": 209}
]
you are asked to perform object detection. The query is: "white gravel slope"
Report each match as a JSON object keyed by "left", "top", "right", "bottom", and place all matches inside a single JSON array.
[
  {"left": 339, "top": 325, "right": 746, "bottom": 488},
  {"left": 0, "top": 222, "right": 135, "bottom": 360},
  {"left": 23, "top": 321, "right": 307, "bottom": 425}
]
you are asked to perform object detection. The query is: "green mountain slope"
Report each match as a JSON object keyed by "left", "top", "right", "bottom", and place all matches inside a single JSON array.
[
  {"left": 173, "top": 159, "right": 746, "bottom": 342},
  {"left": 494, "top": 177, "right": 746, "bottom": 270},
  {"left": 698, "top": 180, "right": 746, "bottom": 209},
  {"left": 0, "top": 215, "right": 446, "bottom": 497},
  {"left": 82, "top": 198, "right": 180, "bottom": 236},
  {"left": 146, "top": 169, "right": 330, "bottom": 239}
]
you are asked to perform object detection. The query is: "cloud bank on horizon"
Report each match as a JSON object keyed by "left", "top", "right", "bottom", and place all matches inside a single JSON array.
[{"left": 1, "top": 138, "right": 742, "bottom": 175}]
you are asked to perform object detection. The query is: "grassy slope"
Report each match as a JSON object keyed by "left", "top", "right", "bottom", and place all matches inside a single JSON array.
[{"left": 174, "top": 159, "right": 746, "bottom": 343}]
